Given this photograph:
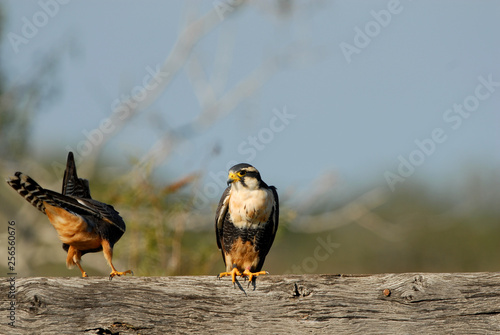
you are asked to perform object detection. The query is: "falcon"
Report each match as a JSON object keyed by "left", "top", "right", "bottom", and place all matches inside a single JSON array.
[
  {"left": 6, "top": 152, "right": 132, "bottom": 279},
  {"left": 215, "top": 163, "right": 279, "bottom": 284}
]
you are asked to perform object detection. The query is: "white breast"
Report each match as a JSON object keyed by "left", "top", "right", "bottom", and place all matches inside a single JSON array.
[{"left": 229, "top": 187, "right": 274, "bottom": 229}]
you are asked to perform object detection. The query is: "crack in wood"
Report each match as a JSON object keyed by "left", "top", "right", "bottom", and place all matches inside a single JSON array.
[
  {"left": 291, "top": 282, "right": 311, "bottom": 298},
  {"left": 29, "top": 294, "right": 47, "bottom": 314}
]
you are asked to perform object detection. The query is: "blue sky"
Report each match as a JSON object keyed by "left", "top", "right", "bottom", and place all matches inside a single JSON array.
[{"left": 3, "top": 1, "right": 500, "bottom": 202}]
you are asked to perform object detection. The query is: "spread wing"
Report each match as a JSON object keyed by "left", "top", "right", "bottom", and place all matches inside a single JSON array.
[{"left": 62, "top": 152, "right": 92, "bottom": 199}]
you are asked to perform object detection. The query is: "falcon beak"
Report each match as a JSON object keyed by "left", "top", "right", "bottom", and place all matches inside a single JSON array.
[{"left": 227, "top": 172, "right": 240, "bottom": 185}]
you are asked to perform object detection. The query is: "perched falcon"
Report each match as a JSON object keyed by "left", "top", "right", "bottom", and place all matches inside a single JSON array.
[
  {"left": 6, "top": 152, "right": 132, "bottom": 279},
  {"left": 215, "top": 163, "right": 279, "bottom": 284}
]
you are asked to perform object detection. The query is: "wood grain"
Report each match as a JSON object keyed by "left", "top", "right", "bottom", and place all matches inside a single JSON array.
[{"left": 2, "top": 273, "right": 500, "bottom": 334}]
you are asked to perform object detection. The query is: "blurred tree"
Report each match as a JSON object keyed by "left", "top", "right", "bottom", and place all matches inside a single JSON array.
[
  {"left": 0, "top": 6, "right": 30, "bottom": 159},
  {"left": 0, "top": 6, "right": 62, "bottom": 161}
]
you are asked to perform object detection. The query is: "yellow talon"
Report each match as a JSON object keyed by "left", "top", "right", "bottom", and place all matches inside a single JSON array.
[
  {"left": 218, "top": 267, "right": 242, "bottom": 283},
  {"left": 109, "top": 269, "right": 133, "bottom": 280},
  {"left": 242, "top": 269, "right": 268, "bottom": 282},
  {"left": 218, "top": 267, "right": 269, "bottom": 285}
]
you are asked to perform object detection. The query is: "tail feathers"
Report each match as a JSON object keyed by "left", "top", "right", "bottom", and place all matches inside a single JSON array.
[
  {"left": 6, "top": 172, "right": 56, "bottom": 214},
  {"left": 7, "top": 171, "right": 120, "bottom": 230}
]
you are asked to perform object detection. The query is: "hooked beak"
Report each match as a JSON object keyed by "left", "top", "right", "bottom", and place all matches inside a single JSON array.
[{"left": 227, "top": 172, "right": 240, "bottom": 185}]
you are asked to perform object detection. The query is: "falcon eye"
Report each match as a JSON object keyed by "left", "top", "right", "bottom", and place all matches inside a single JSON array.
[{"left": 237, "top": 170, "right": 246, "bottom": 177}]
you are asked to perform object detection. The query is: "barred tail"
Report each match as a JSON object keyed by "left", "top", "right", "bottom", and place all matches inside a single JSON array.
[{"left": 6, "top": 172, "right": 52, "bottom": 214}]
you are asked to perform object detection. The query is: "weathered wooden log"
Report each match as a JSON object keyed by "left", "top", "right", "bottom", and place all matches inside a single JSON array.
[{"left": 1, "top": 273, "right": 500, "bottom": 334}]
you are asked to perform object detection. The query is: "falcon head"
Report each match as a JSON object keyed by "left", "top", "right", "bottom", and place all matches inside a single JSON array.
[{"left": 227, "top": 163, "right": 263, "bottom": 191}]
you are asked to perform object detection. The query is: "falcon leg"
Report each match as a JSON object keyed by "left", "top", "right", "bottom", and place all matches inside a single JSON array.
[
  {"left": 217, "top": 266, "right": 242, "bottom": 284},
  {"left": 66, "top": 246, "right": 87, "bottom": 277},
  {"left": 76, "top": 262, "right": 88, "bottom": 278},
  {"left": 102, "top": 240, "right": 132, "bottom": 279}
]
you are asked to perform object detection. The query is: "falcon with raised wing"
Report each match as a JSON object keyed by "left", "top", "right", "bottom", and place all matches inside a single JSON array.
[{"left": 6, "top": 152, "right": 132, "bottom": 279}]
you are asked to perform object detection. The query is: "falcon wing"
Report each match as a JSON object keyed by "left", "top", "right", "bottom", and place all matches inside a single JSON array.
[
  {"left": 215, "top": 186, "right": 231, "bottom": 256},
  {"left": 71, "top": 198, "right": 126, "bottom": 233},
  {"left": 253, "top": 186, "right": 279, "bottom": 271},
  {"left": 62, "top": 152, "right": 92, "bottom": 199},
  {"left": 269, "top": 186, "right": 279, "bottom": 242}
]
